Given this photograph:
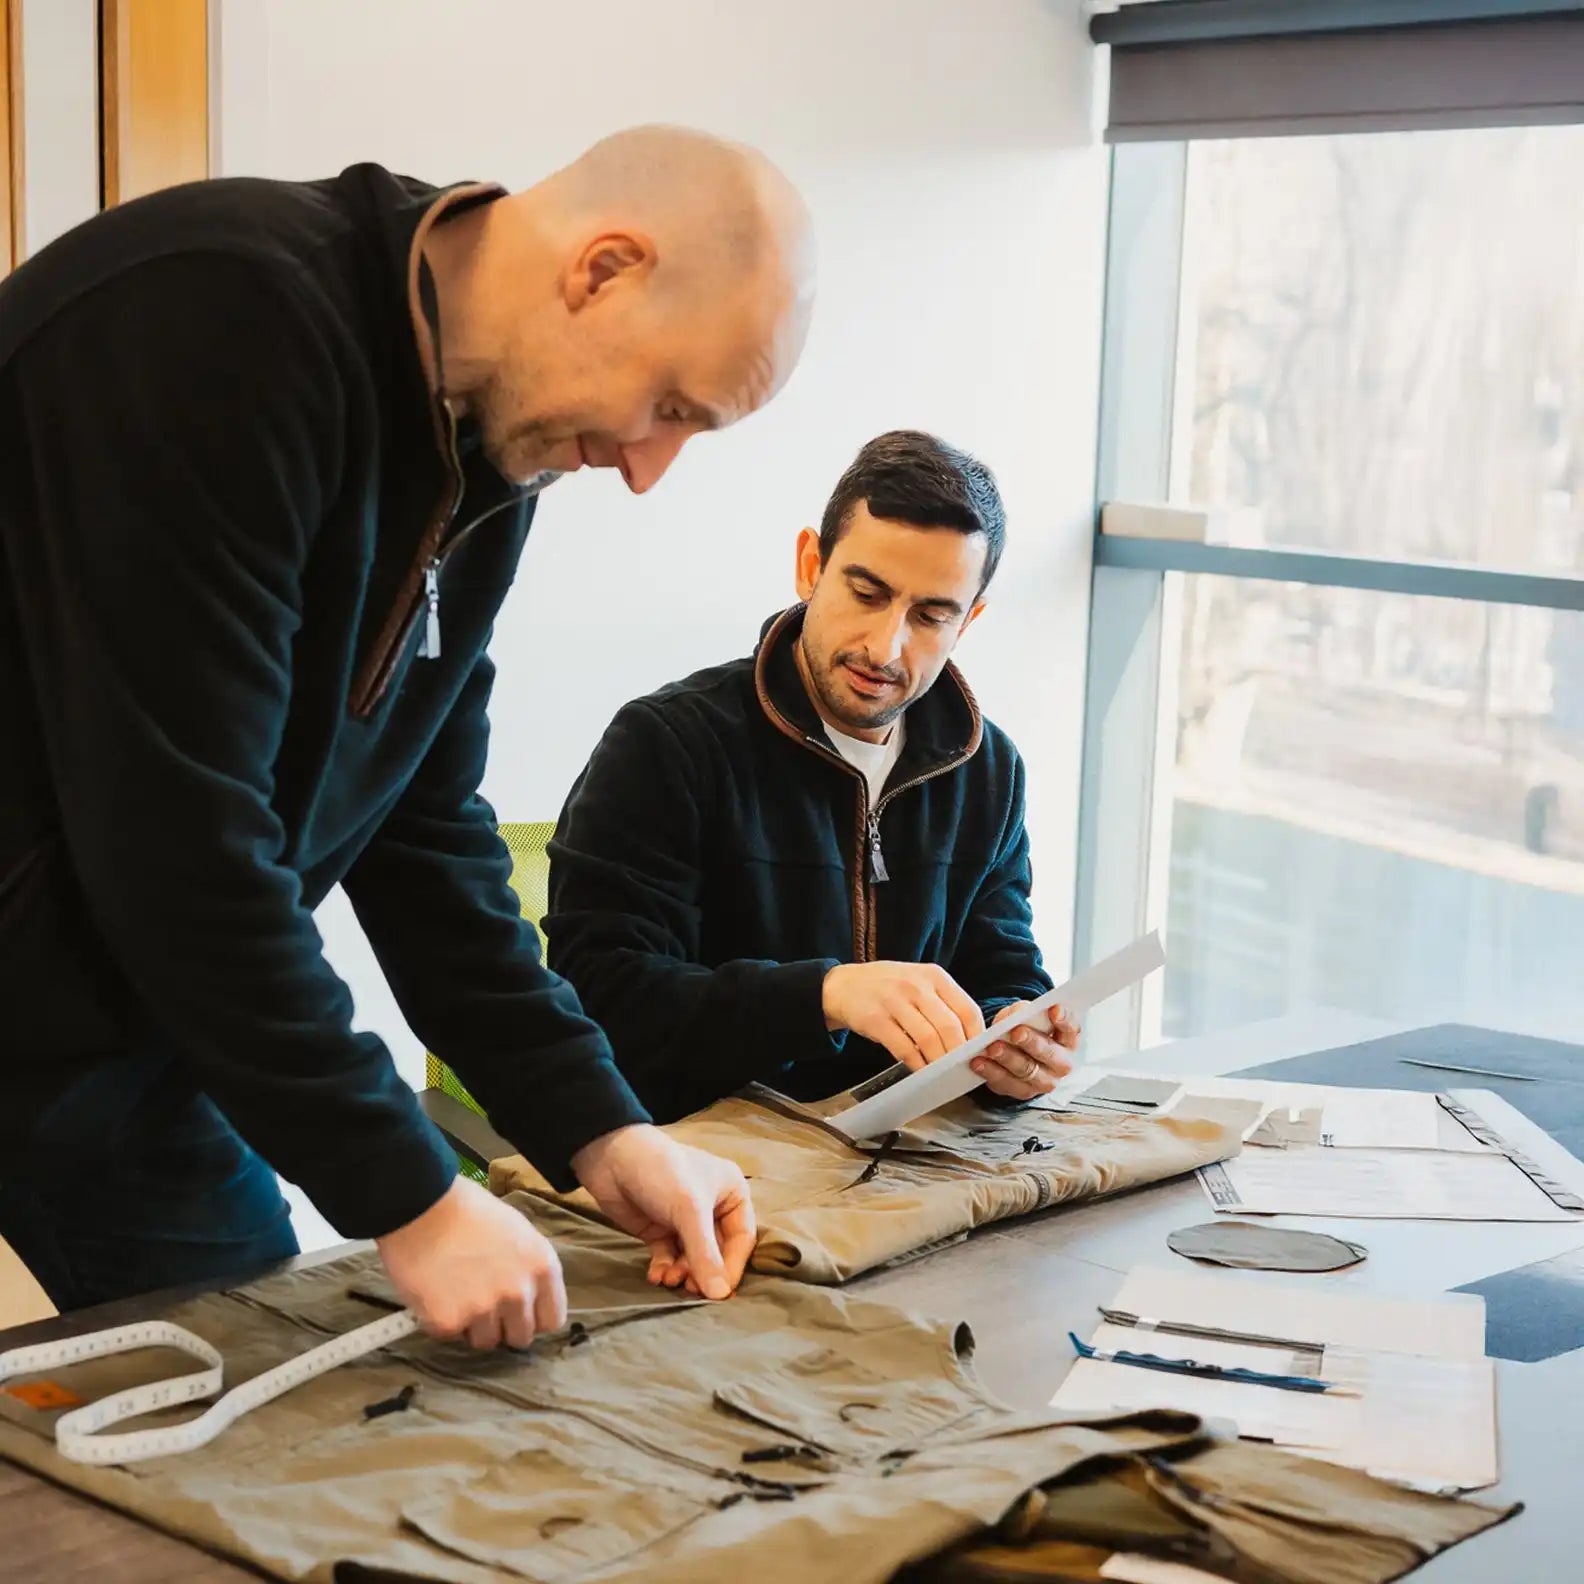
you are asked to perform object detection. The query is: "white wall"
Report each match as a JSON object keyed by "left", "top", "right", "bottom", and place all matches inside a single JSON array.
[
  {"left": 19, "top": 0, "right": 99, "bottom": 257},
  {"left": 215, "top": 0, "right": 1108, "bottom": 1093}
]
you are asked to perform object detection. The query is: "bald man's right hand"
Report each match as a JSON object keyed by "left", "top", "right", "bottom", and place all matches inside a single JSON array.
[
  {"left": 376, "top": 1177, "right": 567, "bottom": 1350},
  {"left": 822, "top": 961, "right": 985, "bottom": 1069}
]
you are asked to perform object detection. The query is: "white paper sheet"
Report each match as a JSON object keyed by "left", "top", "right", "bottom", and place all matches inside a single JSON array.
[
  {"left": 1055, "top": 1352, "right": 1352, "bottom": 1448},
  {"left": 1052, "top": 1266, "right": 1499, "bottom": 1490},
  {"left": 1102, "top": 1560, "right": 1224, "bottom": 1584},
  {"left": 829, "top": 932, "right": 1166, "bottom": 1140},
  {"left": 1105, "top": 1264, "right": 1487, "bottom": 1358},
  {"left": 1106, "top": 1074, "right": 1491, "bottom": 1151},
  {"left": 1199, "top": 1144, "right": 1578, "bottom": 1221},
  {"left": 1322, "top": 1347, "right": 1498, "bottom": 1489}
]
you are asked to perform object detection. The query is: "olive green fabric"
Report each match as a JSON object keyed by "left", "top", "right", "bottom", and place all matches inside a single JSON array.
[
  {"left": 0, "top": 1195, "right": 1206, "bottom": 1584},
  {"left": 0, "top": 1195, "right": 1514, "bottom": 1584},
  {"left": 910, "top": 1443, "right": 1518, "bottom": 1584},
  {"left": 492, "top": 1086, "right": 1244, "bottom": 1284}
]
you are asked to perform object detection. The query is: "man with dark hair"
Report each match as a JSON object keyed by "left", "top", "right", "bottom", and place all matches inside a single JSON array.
[{"left": 547, "top": 431, "right": 1078, "bottom": 1122}]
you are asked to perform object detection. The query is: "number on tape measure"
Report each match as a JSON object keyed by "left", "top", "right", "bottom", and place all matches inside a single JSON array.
[{"left": 0, "top": 1310, "right": 419, "bottom": 1465}]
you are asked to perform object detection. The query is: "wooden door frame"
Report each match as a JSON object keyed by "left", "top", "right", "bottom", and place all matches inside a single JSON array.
[
  {"left": 100, "top": 0, "right": 208, "bottom": 209},
  {"left": 1, "top": 0, "right": 23, "bottom": 272}
]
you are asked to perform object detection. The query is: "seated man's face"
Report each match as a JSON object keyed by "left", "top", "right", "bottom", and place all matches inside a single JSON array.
[{"left": 794, "top": 502, "right": 987, "bottom": 738}]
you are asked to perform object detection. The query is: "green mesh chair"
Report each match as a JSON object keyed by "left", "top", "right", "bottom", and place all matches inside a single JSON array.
[{"left": 421, "top": 820, "right": 555, "bottom": 1183}]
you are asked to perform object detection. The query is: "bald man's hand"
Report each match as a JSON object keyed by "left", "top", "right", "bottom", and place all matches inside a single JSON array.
[
  {"left": 572, "top": 1126, "right": 756, "bottom": 1300},
  {"left": 376, "top": 1177, "right": 567, "bottom": 1350}
]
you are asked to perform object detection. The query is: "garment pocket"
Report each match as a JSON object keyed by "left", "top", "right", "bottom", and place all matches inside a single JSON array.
[
  {"left": 714, "top": 1346, "right": 977, "bottom": 1460},
  {"left": 402, "top": 1444, "right": 707, "bottom": 1583}
]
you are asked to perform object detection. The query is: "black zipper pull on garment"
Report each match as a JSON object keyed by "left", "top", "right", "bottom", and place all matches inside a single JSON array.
[
  {"left": 868, "top": 810, "right": 889, "bottom": 883},
  {"left": 418, "top": 560, "right": 441, "bottom": 659}
]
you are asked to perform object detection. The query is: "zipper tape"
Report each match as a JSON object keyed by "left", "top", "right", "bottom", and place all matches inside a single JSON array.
[
  {"left": 830, "top": 931, "right": 1167, "bottom": 1140},
  {"left": 1436, "top": 1093, "right": 1584, "bottom": 1212},
  {"left": 0, "top": 1309, "right": 419, "bottom": 1465}
]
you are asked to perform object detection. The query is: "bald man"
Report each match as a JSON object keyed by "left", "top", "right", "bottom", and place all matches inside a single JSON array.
[{"left": 0, "top": 128, "right": 813, "bottom": 1344}]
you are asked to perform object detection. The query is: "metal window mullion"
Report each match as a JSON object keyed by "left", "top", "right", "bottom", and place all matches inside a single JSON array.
[
  {"left": 1076, "top": 142, "right": 1190, "bottom": 1061},
  {"left": 1094, "top": 537, "right": 1584, "bottom": 612}
]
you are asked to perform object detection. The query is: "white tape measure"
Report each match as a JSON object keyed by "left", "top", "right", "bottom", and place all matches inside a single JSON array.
[{"left": 0, "top": 1309, "right": 418, "bottom": 1465}]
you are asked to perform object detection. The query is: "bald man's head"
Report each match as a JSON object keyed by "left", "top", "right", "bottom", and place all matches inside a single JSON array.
[{"left": 426, "top": 125, "right": 814, "bottom": 492}]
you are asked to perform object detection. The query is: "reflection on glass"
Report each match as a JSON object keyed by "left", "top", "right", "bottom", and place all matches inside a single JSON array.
[
  {"left": 1164, "top": 576, "right": 1584, "bottom": 1037},
  {"left": 1176, "top": 126, "right": 1584, "bottom": 572}
]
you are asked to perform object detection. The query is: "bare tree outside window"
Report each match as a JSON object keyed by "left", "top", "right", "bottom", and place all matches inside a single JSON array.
[{"left": 1162, "top": 127, "right": 1584, "bottom": 1038}]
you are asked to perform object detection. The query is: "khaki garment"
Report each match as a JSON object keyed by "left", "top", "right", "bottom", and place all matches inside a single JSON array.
[
  {"left": 911, "top": 1443, "right": 1517, "bottom": 1584},
  {"left": 0, "top": 1196, "right": 1510, "bottom": 1584},
  {"left": 493, "top": 1086, "right": 1243, "bottom": 1284}
]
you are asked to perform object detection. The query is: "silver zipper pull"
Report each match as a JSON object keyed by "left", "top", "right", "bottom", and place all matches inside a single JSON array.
[
  {"left": 418, "top": 562, "right": 441, "bottom": 659},
  {"left": 868, "top": 811, "right": 889, "bottom": 884}
]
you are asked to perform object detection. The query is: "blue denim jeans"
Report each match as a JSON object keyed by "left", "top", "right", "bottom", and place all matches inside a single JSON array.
[{"left": 0, "top": 1057, "right": 299, "bottom": 1312}]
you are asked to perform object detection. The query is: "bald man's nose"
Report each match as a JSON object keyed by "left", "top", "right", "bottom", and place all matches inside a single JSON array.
[{"left": 619, "top": 430, "right": 692, "bottom": 494}]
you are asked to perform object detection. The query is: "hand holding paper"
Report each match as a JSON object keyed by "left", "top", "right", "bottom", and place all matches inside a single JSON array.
[
  {"left": 973, "top": 1000, "right": 1083, "bottom": 1099},
  {"left": 831, "top": 932, "right": 1166, "bottom": 1139}
]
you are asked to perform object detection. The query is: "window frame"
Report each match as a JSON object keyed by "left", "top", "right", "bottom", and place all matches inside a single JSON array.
[{"left": 1074, "top": 135, "right": 1584, "bottom": 1057}]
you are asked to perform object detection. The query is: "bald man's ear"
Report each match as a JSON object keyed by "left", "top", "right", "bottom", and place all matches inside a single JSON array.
[{"left": 563, "top": 232, "right": 657, "bottom": 311}]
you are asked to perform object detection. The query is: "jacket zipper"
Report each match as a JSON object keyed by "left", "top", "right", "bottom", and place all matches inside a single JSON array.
[
  {"left": 349, "top": 400, "right": 466, "bottom": 718},
  {"left": 353, "top": 490, "right": 527, "bottom": 711},
  {"left": 860, "top": 758, "right": 974, "bottom": 960},
  {"left": 347, "top": 182, "right": 509, "bottom": 720},
  {"left": 418, "top": 563, "right": 442, "bottom": 659}
]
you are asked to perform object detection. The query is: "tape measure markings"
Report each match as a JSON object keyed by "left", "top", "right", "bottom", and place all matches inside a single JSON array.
[{"left": 0, "top": 1309, "right": 419, "bottom": 1465}]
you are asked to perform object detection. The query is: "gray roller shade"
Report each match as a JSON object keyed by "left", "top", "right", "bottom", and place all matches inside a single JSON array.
[{"left": 1094, "top": 1, "right": 1584, "bottom": 142}]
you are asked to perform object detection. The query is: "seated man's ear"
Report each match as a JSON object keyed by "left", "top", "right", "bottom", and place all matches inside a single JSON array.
[{"left": 794, "top": 526, "right": 823, "bottom": 602}]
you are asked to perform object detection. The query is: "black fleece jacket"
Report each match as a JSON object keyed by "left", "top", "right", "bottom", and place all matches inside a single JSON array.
[
  {"left": 0, "top": 164, "right": 647, "bottom": 1236},
  {"left": 547, "top": 606, "right": 1052, "bottom": 1121}
]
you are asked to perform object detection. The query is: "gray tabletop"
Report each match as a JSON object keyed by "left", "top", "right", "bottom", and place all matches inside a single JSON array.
[{"left": 4, "top": 1008, "right": 1581, "bottom": 1581}]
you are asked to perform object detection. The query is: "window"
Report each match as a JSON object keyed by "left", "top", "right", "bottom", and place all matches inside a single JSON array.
[
  {"left": 1077, "top": 122, "right": 1584, "bottom": 1057},
  {"left": 1175, "top": 128, "right": 1584, "bottom": 572},
  {"left": 1167, "top": 577, "right": 1584, "bottom": 1038}
]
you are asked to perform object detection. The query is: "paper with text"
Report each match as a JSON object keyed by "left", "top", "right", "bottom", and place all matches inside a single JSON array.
[{"left": 1199, "top": 1144, "right": 1577, "bottom": 1221}]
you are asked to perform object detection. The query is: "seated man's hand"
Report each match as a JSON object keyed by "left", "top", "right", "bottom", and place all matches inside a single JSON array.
[
  {"left": 970, "top": 1002, "right": 1080, "bottom": 1100},
  {"left": 572, "top": 1125, "right": 756, "bottom": 1300},
  {"left": 377, "top": 1176, "right": 568, "bottom": 1350},
  {"left": 823, "top": 960, "right": 984, "bottom": 1070}
]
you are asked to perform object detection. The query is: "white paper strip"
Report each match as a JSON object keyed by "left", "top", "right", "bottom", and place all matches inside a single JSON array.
[{"left": 830, "top": 931, "right": 1166, "bottom": 1140}]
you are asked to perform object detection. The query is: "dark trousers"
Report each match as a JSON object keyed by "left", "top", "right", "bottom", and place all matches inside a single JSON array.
[{"left": 0, "top": 1056, "right": 299, "bottom": 1312}]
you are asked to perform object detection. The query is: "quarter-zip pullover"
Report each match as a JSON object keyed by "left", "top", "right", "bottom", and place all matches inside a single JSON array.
[
  {"left": 547, "top": 605, "right": 1052, "bottom": 1121},
  {"left": 0, "top": 164, "right": 648, "bottom": 1236}
]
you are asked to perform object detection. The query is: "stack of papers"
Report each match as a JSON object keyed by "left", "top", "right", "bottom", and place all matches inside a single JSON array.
[
  {"left": 1063, "top": 1070, "right": 1488, "bottom": 1151},
  {"left": 1051, "top": 1265, "right": 1498, "bottom": 1491},
  {"left": 1055, "top": 1070, "right": 1583, "bottom": 1223},
  {"left": 1199, "top": 1145, "right": 1577, "bottom": 1222}
]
